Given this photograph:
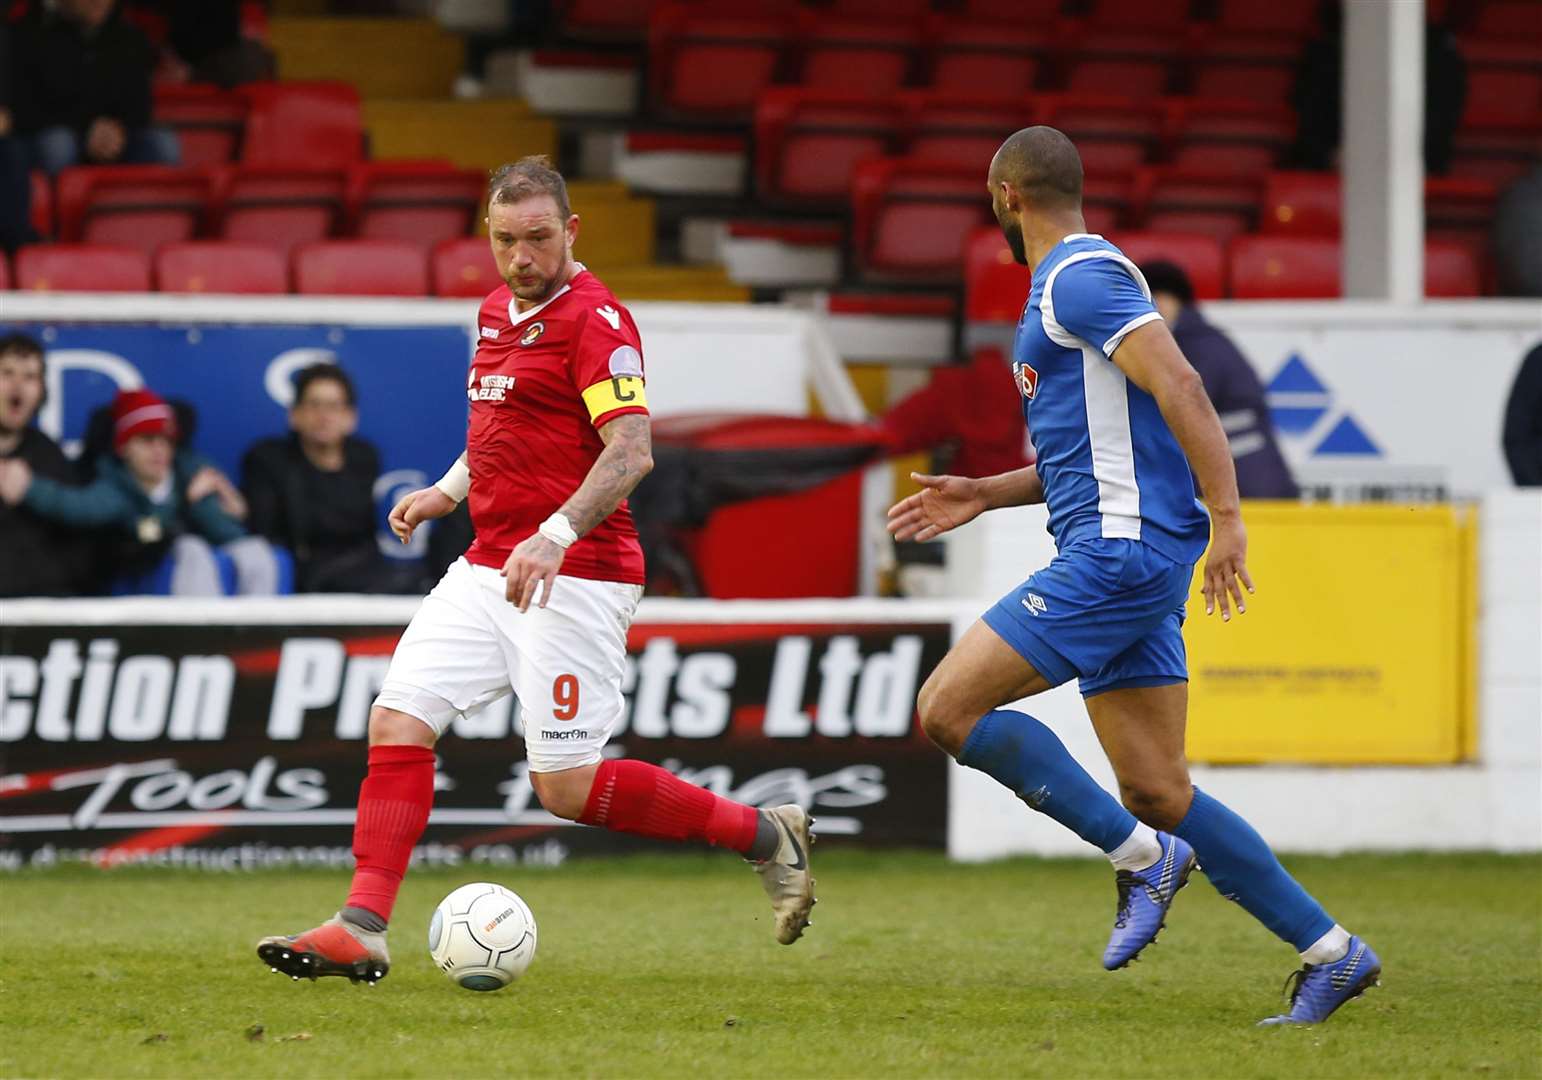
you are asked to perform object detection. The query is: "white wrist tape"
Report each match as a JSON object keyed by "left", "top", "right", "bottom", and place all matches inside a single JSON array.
[
  {"left": 433, "top": 457, "right": 470, "bottom": 503},
  {"left": 538, "top": 512, "right": 578, "bottom": 549}
]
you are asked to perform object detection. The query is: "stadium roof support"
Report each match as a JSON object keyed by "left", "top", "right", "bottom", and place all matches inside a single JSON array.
[{"left": 1343, "top": 0, "right": 1426, "bottom": 302}]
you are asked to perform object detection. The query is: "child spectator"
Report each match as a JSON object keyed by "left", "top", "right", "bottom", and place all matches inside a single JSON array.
[
  {"left": 3, "top": 387, "right": 284, "bottom": 595},
  {"left": 242, "top": 363, "right": 404, "bottom": 593},
  {"left": 11, "top": 0, "right": 179, "bottom": 174},
  {"left": 0, "top": 333, "right": 90, "bottom": 596}
]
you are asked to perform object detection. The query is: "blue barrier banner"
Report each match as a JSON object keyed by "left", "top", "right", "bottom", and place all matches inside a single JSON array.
[{"left": 4, "top": 320, "right": 475, "bottom": 556}]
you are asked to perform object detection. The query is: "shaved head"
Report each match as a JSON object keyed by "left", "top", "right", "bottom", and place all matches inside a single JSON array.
[{"left": 988, "top": 126, "right": 1084, "bottom": 264}]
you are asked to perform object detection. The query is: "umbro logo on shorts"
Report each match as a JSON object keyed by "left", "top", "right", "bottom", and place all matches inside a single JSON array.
[{"left": 1021, "top": 593, "right": 1048, "bottom": 617}]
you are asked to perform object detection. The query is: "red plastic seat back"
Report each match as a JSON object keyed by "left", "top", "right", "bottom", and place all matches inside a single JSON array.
[
  {"left": 1105, "top": 231, "right": 1225, "bottom": 300},
  {"left": 294, "top": 239, "right": 428, "bottom": 296},
  {"left": 349, "top": 163, "right": 486, "bottom": 246},
  {"left": 929, "top": 23, "right": 1045, "bottom": 96},
  {"left": 154, "top": 84, "right": 248, "bottom": 167},
  {"left": 1262, "top": 171, "right": 1340, "bottom": 235},
  {"left": 1228, "top": 235, "right": 1340, "bottom": 299},
  {"left": 852, "top": 158, "right": 991, "bottom": 279},
  {"left": 650, "top": 6, "right": 792, "bottom": 118},
  {"left": 432, "top": 237, "right": 502, "bottom": 298},
  {"left": 16, "top": 244, "right": 152, "bottom": 292},
  {"left": 964, "top": 226, "right": 1033, "bottom": 321},
  {"left": 755, "top": 90, "right": 903, "bottom": 202},
  {"left": 217, "top": 167, "right": 349, "bottom": 255},
  {"left": 798, "top": 16, "right": 918, "bottom": 95},
  {"left": 1424, "top": 239, "right": 1482, "bottom": 298},
  {"left": 240, "top": 82, "right": 364, "bottom": 168},
  {"left": 55, "top": 165, "right": 215, "bottom": 256},
  {"left": 156, "top": 241, "right": 289, "bottom": 294},
  {"left": 1140, "top": 167, "right": 1263, "bottom": 242}
]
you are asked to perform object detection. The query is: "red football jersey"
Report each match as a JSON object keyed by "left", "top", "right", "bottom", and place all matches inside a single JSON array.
[{"left": 462, "top": 266, "right": 648, "bottom": 584}]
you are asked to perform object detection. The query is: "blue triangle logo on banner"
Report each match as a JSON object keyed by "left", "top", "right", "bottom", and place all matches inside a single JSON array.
[
  {"left": 1313, "top": 414, "right": 1381, "bottom": 456},
  {"left": 1265, "top": 353, "right": 1329, "bottom": 395}
]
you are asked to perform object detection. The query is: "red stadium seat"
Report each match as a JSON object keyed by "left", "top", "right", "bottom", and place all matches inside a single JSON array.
[
  {"left": 649, "top": 5, "right": 793, "bottom": 119},
  {"left": 1228, "top": 235, "right": 1339, "bottom": 299},
  {"left": 1082, "top": 171, "right": 1137, "bottom": 232},
  {"left": 29, "top": 171, "right": 52, "bottom": 238},
  {"left": 1426, "top": 176, "right": 1501, "bottom": 237},
  {"left": 1137, "top": 166, "right": 1263, "bottom": 242},
  {"left": 1188, "top": 33, "right": 1300, "bottom": 105},
  {"left": 1213, "top": 0, "right": 1319, "bottom": 36},
  {"left": 155, "top": 241, "right": 289, "bottom": 294},
  {"left": 1424, "top": 239, "right": 1483, "bottom": 298},
  {"left": 1262, "top": 171, "right": 1340, "bottom": 235},
  {"left": 293, "top": 239, "right": 429, "bottom": 296},
  {"left": 926, "top": 21, "right": 1045, "bottom": 97},
  {"left": 1470, "top": 2, "right": 1542, "bottom": 39},
  {"left": 0, "top": 253, "right": 9, "bottom": 290},
  {"left": 1465, "top": 67, "right": 1542, "bottom": 124},
  {"left": 348, "top": 162, "right": 486, "bottom": 246},
  {"left": 851, "top": 157, "right": 992, "bottom": 281},
  {"left": 796, "top": 13, "right": 919, "bottom": 96},
  {"left": 239, "top": 82, "right": 364, "bottom": 168},
  {"left": 16, "top": 244, "right": 151, "bottom": 292},
  {"left": 54, "top": 165, "right": 216, "bottom": 256},
  {"left": 831, "top": 0, "right": 931, "bottom": 16},
  {"left": 153, "top": 84, "right": 248, "bottom": 167},
  {"left": 754, "top": 89, "right": 904, "bottom": 204},
  {"left": 559, "top": 0, "right": 656, "bottom": 41},
  {"left": 1045, "top": 94, "right": 1166, "bottom": 173},
  {"left": 1169, "top": 99, "right": 1294, "bottom": 172},
  {"left": 1089, "top": 0, "right": 1194, "bottom": 31},
  {"left": 1105, "top": 231, "right": 1225, "bottom": 300},
  {"left": 963, "top": 227, "right": 1032, "bottom": 322},
  {"left": 959, "top": 0, "right": 1066, "bottom": 19},
  {"left": 216, "top": 167, "right": 348, "bottom": 256},
  {"left": 904, "top": 93, "right": 1035, "bottom": 173},
  {"left": 431, "top": 236, "right": 502, "bottom": 298}
]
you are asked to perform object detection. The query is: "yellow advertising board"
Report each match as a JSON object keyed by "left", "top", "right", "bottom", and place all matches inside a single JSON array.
[{"left": 1184, "top": 503, "right": 1476, "bottom": 765}]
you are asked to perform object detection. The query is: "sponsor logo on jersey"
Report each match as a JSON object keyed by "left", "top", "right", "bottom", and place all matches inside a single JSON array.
[
  {"left": 518, "top": 321, "right": 545, "bottom": 346},
  {"left": 479, "top": 326, "right": 500, "bottom": 340},
  {"left": 469, "top": 373, "right": 516, "bottom": 403},
  {"left": 1014, "top": 361, "right": 1039, "bottom": 400},
  {"left": 596, "top": 305, "right": 621, "bottom": 330}
]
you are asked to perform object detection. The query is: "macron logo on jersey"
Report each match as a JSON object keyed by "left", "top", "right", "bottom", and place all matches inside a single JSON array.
[{"left": 596, "top": 305, "right": 621, "bottom": 330}]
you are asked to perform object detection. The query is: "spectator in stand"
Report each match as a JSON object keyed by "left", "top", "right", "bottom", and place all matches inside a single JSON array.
[
  {"left": 1141, "top": 261, "right": 1299, "bottom": 500},
  {"left": 11, "top": 0, "right": 179, "bottom": 175},
  {"left": 130, "top": 0, "right": 275, "bottom": 87},
  {"left": 0, "top": 334, "right": 91, "bottom": 597},
  {"left": 1494, "top": 165, "right": 1542, "bottom": 298},
  {"left": 242, "top": 364, "right": 407, "bottom": 593},
  {"left": 0, "top": 387, "right": 285, "bottom": 595},
  {"left": 1287, "top": 0, "right": 1466, "bottom": 175},
  {"left": 1502, "top": 342, "right": 1542, "bottom": 487},
  {"left": 0, "top": 22, "right": 39, "bottom": 253}
]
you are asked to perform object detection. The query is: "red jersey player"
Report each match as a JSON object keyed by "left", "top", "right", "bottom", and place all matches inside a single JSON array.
[{"left": 257, "top": 157, "right": 816, "bottom": 985}]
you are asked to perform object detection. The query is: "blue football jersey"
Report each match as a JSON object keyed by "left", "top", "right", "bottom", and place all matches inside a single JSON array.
[{"left": 1012, "top": 234, "right": 1211, "bottom": 566}]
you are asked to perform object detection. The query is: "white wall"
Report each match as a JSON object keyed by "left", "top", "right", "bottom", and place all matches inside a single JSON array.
[{"left": 943, "top": 492, "right": 1542, "bottom": 859}]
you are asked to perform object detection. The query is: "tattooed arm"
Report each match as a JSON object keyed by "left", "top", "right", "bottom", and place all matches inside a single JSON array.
[{"left": 501, "top": 413, "right": 653, "bottom": 610}]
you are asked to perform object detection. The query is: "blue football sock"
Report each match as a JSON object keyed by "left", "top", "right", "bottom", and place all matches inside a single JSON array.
[
  {"left": 1174, "top": 787, "right": 1335, "bottom": 951},
  {"left": 958, "top": 709, "right": 1139, "bottom": 853}
]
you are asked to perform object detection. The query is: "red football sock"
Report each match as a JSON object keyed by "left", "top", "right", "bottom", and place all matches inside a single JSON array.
[
  {"left": 345, "top": 744, "right": 435, "bottom": 924},
  {"left": 577, "top": 759, "right": 759, "bottom": 854}
]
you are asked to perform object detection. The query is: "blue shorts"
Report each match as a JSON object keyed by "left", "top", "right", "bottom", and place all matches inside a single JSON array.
[{"left": 982, "top": 538, "right": 1192, "bottom": 698}]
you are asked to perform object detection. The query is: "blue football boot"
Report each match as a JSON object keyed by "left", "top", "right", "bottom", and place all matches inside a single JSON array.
[
  {"left": 1102, "top": 832, "right": 1197, "bottom": 970},
  {"left": 1258, "top": 936, "right": 1382, "bottom": 1025}
]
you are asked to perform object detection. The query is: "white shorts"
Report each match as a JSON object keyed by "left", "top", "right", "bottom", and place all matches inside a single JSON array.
[{"left": 374, "top": 558, "right": 643, "bottom": 773}]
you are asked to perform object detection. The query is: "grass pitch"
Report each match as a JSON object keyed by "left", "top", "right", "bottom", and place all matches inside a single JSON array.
[{"left": 2, "top": 852, "right": 1538, "bottom": 1079}]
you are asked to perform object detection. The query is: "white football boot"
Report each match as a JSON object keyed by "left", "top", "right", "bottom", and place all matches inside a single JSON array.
[{"left": 752, "top": 804, "right": 817, "bottom": 945}]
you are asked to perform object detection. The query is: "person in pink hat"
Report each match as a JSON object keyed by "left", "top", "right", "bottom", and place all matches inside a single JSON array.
[{"left": 0, "top": 386, "right": 285, "bottom": 595}]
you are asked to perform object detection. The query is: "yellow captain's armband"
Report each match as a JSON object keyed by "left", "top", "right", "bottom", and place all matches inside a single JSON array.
[{"left": 582, "top": 376, "right": 648, "bottom": 419}]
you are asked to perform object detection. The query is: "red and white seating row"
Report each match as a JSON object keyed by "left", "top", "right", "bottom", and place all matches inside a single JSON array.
[
  {"left": 5, "top": 238, "right": 502, "bottom": 298},
  {"left": 962, "top": 226, "right": 1484, "bottom": 316},
  {"left": 24, "top": 161, "right": 487, "bottom": 259}
]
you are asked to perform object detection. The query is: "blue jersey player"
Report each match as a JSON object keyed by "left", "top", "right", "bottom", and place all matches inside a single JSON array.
[{"left": 887, "top": 127, "right": 1381, "bottom": 1025}]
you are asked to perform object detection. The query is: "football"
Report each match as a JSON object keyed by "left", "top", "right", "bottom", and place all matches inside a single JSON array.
[{"left": 428, "top": 882, "right": 538, "bottom": 991}]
